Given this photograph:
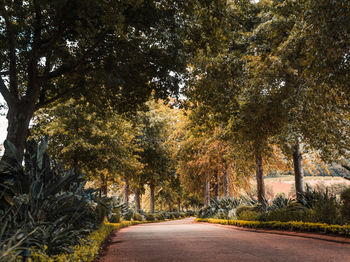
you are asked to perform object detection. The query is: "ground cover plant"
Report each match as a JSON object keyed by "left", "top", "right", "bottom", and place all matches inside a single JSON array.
[
  {"left": 197, "top": 185, "right": 350, "bottom": 227},
  {"left": 0, "top": 139, "right": 113, "bottom": 260},
  {"left": 195, "top": 218, "right": 350, "bottom": 237}
]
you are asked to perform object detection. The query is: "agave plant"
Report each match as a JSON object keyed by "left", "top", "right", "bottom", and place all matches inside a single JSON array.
[
  {"left": 0, "top": 138, "right": 102, "bottom": 257},
  {"left": 198, "top": 197, "right": 246, "bottom": 218},
  {"left": 267, "top": 193, "right": 291, "bottom": 211}
]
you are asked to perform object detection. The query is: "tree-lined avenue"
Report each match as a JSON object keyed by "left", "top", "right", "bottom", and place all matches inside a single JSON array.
[{"left": 101, "top": 218, "right": 350, "bottom": 262}]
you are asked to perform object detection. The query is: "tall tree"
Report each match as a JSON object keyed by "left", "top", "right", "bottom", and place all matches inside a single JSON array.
[
  {"left": 0, "top": 0, "right": 194, "bottom": 161},
  {"left": 31, "top": 97, "right": 143, "bottom": 194}
]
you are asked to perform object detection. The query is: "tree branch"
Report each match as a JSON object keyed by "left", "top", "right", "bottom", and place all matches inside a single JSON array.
[
  {"left": 42, "top": 32, "right": 107, "bottom": 81},
  {"left": 342, "top": 164, "right": 350, "bottom": 172},
  {"left": 35, "top": 85, "right": 82, "bottom": 110},
  {"left": 0, "top": 4, "right": 19, "bottom": 99}
]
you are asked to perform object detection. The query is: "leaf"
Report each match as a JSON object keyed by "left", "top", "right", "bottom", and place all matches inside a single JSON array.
[{"left": 4, "top": 140, "right": 21, "bottom": 164}]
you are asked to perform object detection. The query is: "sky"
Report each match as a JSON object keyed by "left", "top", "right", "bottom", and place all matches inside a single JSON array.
[{"left": 0, "top": 95, "right": 8, "bottom": 145}]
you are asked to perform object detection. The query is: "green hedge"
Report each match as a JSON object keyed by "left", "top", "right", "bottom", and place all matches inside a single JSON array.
[
  {"left": 30, "top": 217, "right": 185, "bottom": 262},
  {"left": 195, "top": 218, "right": 350, "bottom": 236},
  {"left": 29, "top": 221, "right": 141, "bottom": 262}
]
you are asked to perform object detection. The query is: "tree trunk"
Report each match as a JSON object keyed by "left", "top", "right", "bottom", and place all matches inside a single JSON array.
[
  {"left": 223, "top": 170, "right": 229, "bottom": 197},
  {"left": 123, "top": 178, "right": 129, "bottom": 205},
  {"left": 293, "top": 141, "right": 305, "bottom": 200},
  {"left": 204, "top": 174, "right": 210, "bottom": 207},
  {"left": 2, "top": 103, "right": 35, "bottom": 162},
  {"left": 135, "top": 188, "right": 141, "bottom": 211},
  {"left": 150, "top": 183, "right": 155, "bottom": 213},
  {"left": 100, "top": 174, "right": 107, "bottom": 196},
  {"left": 215, "top": 172, "right": 219, "bottom": 199},
  {"left": 73, "top": 156, "right": 79, "bottom": 173},
  {"left": 177, "top": 197, "right": 181, "bottom": 213},
  {"left": 255, "top": 149, "right": 265, "bottom": 203}
]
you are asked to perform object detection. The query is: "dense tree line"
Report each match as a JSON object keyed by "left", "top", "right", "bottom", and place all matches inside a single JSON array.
[{"left": 1, "top": 0, "right": 349, "bottom": 209}]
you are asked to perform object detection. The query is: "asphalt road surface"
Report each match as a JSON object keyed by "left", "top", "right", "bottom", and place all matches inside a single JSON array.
[{"left": 100, "top": 217, "right": 350, "bottom": 262}]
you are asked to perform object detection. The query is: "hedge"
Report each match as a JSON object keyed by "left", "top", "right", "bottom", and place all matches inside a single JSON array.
[
  {"left": 29, "top": 217, "right": 183, "bottom": 262},
  {"left": 195, "top": 218, "right": 350, "bottom": 236}
]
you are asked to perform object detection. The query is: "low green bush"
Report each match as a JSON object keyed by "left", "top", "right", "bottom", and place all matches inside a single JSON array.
[
  {"left": 259, "top": 205, "right": 311, "bottom": 222},
  {"left": 235, "top": 205, "right": 253, "bottom": 218},
  {"left": 341, "top": 188, "right": 350, "bottom": 223},
  {"left": 179, "top": 212, "right": 186, "bottom": 218},
  {"left": 185, "top": 210, "right": 197, "bottom": 217},
  {"left": 237, "top": 210, "right": 260, "bottom": 221},
  {"left": 96, "top": 203, "right": 108, "bottom": 225},
  {"left": 109, "top": 207, "right": 121, "bottom": 223},
  {"left": 145, "top": 213, "right": 155, "bottom": 221},
  {"left": 195, "top": 218, "right": 350, "bottom": 236},
  {"left": 133, "top": 212, "right": 144, "bottom": 221},
  {"left": 30, "top": 221, "right": 136, "bottom": 262},
  {"left": 236, "top": 205, "right": 261, "bottom": 220}
]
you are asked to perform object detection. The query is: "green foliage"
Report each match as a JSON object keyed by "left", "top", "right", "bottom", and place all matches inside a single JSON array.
[
  {"left": 30, "top": 221, "right": 141, "bottom": 262},
  {"left": 196, "top": 218, "right": 350, "bottom": 236},
  {"left": 235, "top": 206, "right": 254, "bottom": 219},
  {"left": 31, "top": 98, "right": 143, "bottom": 191},
  {"left": 259, "top": 206, "right": 311, "bottom": 223},
  {"left": 269, "top": 193, "right": 291, "bottom": 210},
  {"left": 132, "top": 212, "right": 144, "bottom": 222},
  {"left": 119, "top": 203, "right": 135, "bottom": 221},
  {"left": 108, "top": 207, "right": 121, "bottom": 223},
  {"left": 145, "top": 213, "right": 156, "bottom": 222},
  {"left": 341, "top": 188, "right": 350, "bottom": 223},
  {"left": 237, "top": 210, "right": 260, "bottom": 221},
  {"left": 185, "top": 210, "right": 197, "bottom": 217},
  {"left": 297, "top": 185, "right": 342, "bottom": 224},
  {"left": 198, "top": 197, "right": 244, "bottom": 218},
  {"left": 95, "top": 203, "right": 108, "bottom": 225},
  {"left": 0, "top": 0, "right": 198, "bottom": 161},
  {"left": 0, "top": 139, "right": 107, "bottom": 258}
]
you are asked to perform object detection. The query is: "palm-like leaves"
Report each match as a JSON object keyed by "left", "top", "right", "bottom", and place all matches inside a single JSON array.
[{"left": 0, "top": 139, "right": 100, "bottom": 257}]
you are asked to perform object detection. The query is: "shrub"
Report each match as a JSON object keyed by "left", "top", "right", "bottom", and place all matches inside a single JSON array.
[
  {"left": 269, "top": 193, "right": 290, "bottom": 210},
  {"left": 310, "top": 197, "right": 342, "bottom": 225},
  {"left": 341, "top": 188, "right": 350, "bottom": 223},
  {"left": 198, "top": 197, "right": 246, "bottom": 218},
  {"left": 298, "top": 185, "right": 342, "bottom": 224},
  {"left": 259, "top": 206, "right": 311, "bottom": 222},
  {"left": 96, "top": 202, "right": 108, "bottom": 225},
  {"left": 119, "top": 203, "right": 134, "bottom": 221},
  {"left": 237, "top": 210, "right": 260, "bottom": 221},
  {"left": 0, "top": 139, "right": 101, "bottom": 257},
  {"left": 133, "top": 212, "right": 143, "bottom": 221},
  {"left": 31, "top": 221, "right": 142, "bottom": 262},
  {"left": 109, "top": 207, "right": 121, "bottom": 223},
  {"left": 235, "top": 205, "right": 254, "bottom": 218},
  {"left": 185, "top": 210, "right": 196, "bottom": 216},
  {"left": 154, "top": 212, "right": 165, "bottom": 220},
  {"left": 179, "top": 212, "right": 186, "bottom": 218},
  {"left": 145, "top": 213, "right": 155, "bottom": 221},
  {"left": 195, "top": 218, "right": 350, "bottom": 236}
]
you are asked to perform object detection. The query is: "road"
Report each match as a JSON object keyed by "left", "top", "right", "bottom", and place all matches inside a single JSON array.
[{"left": 100, "top": 217, "right": 350, "bottom": 262}]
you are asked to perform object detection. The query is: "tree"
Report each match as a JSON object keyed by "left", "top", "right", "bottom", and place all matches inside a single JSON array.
[
  {"left": 185, "top": 0, "right": 350, "bottom": 202},
  {"left": 31, "top": 97, "right": 142, "bottom": 195},
  {"left": 247, "top": 0, "right": 350, "bottom": 199},
  {"left": 0, "top": 0, "right": 193, "bottom": 161},
  {"left": 134, "top": 99, "right": 178, "bottom": 212}
]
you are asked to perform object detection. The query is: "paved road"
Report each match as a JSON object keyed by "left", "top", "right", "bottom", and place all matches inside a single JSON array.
[{"left": 101, "top": 218, "right": 350, "bottom": 262}]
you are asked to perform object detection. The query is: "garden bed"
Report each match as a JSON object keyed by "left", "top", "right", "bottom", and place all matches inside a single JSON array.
[
  {"left": 30, "top": 218, "right": 185, "bottom": 262},
  {"left": 195, "top": 218, "right": 350, "bottom": 237}
]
